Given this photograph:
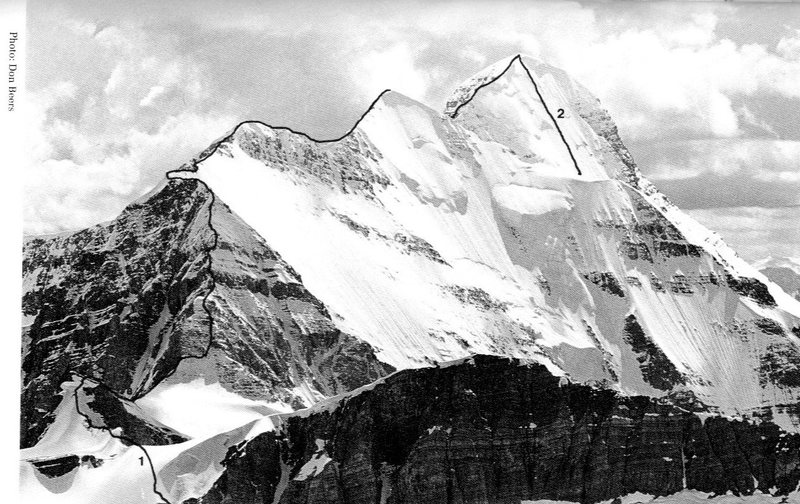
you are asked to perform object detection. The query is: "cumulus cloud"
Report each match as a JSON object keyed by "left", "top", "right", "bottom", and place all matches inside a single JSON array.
[
  {"left": 776, "top": 30, "right": 800, "bottom": 59},
  {"left": 24, "top": 109, "right": 230, "bottom": 234},
  {"left": 559, "top": 26, "right": 800, "bottom": 143},
  {"left": 640, "top": 139, "right": 800, "bottom": 182},
  {"left": 25, "top": 107, "right": 235, "bottom": 234},
  {"left": 634, "top": 139, "right": 800, "bottom": 210},
  {"left": 24, "top": 0, "right": 800, "bottom": 249},
  {"left": 352, "top": 42, "right": 432, "bottom": 102},
  {"left": 25, "top": 19, "right": 235, "bottom": 234},
  {"left": 687, "top": 206, "right": 800, "bottom": 262}
]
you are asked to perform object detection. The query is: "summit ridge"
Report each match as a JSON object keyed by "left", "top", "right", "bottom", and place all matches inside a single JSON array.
[{"left": 20, "top": 54, "right": 800, "bottom": 504}]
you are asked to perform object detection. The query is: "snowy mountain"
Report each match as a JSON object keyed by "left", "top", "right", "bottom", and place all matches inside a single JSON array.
[
  {"left": 20, "top": 55, "right": 800, "bottom": 503},
  {"left": 22, "top": 178, "right": 391, "bottom": 445},
  {"left": 170, "top": 54, "right": 800, "bottom": 423}
]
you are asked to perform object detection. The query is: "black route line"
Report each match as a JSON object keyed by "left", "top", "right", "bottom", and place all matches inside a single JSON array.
[
  {"left": 448, "top": 54, "right": 582, "bottom": 176},
  {"left": 72, "top": 376, "right": 172, "bottom": 504},
  {"left": 518, "top": 58, "right": 583, "bottom": 176},
  {"left": 447, "top": 56, "right": 520, "bottom": 119},
  {"left": 49, "top": 81, "right": 388, "bottom": 502},
  {"left": 130, "top": 176, "right": 219, "bottom": 400},
  {"left": 56, "top": 175, "right": 220, "bottom": 504},
  {"left": 167, "top": 89, "right": 393, "bottom": 171},
  {"left": 45, "top": 65, "right": 575, "bottom": 502}
]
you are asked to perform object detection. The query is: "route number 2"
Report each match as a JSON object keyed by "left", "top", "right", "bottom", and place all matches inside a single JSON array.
[{"left": 556, "top": 108, "right": 565, "bottom": 119}]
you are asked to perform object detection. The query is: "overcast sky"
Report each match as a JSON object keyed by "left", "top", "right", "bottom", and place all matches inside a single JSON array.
[{"left": 25, "top": 0, "right": 800, "bottom": 262}]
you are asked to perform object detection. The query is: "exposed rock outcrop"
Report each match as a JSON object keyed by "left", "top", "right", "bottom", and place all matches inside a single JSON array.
[
  {"left": 22, "top": 179, "right": 215, "bottom": 447},
  {"left": 194, "top": 356, "right": 800, "bottom": 504},
  {"left": 21, "top": 177, "right": 393, "bottom": 448},
  {"left": 77, "top": 378, "right": 187, "bottom": 446}
]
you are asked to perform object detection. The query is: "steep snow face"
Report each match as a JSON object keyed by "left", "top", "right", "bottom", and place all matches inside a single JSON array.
[
  {"left": 21, "top": 177, "right": 392, "bottom": 449},
  {"left": 135, "top": 191, "right": 393, "bottom": 435},
  {"left": 173, "top": 55, "right": 800, "bottom": 426}
]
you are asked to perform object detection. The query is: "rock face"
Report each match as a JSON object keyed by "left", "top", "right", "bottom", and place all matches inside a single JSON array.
[
  {"left": 19, "top": 54, "right": 800, "bottom": 504},
  {"left": 622, "top": 315, "right": 685, "bottom": 391},
  {"left": 185, "top": 188, "right": 393, "bottom": 407},
  {"left": 76, "top": 377, "right": 187, "bottom": 446},
  {"left": 193, "top": 356, "right": 800, "bottom": 504},
  {"left": 22, "top": 179, "right": 215, "bottom": 447},
  {"left": 173, "top": 53, "right": 800, "bottom": 429},
  {"left": 21, "top": 177, "right": 392, "bottom": 448}
]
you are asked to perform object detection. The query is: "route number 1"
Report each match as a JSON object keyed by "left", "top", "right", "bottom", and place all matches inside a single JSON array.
[{"left": 139, "top": 456, "right": 144, "bottom": 466}]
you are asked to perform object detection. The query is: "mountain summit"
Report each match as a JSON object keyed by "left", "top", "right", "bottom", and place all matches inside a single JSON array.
[
  {"left": 170, "top": 53, "right": 800, "bottom": 421},
  {"left": 21, "top": 55, "right": 800, "bottom": 503}
]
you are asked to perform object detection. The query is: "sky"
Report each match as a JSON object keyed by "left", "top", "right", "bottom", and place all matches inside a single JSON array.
[{"left": 24, "top": 0, "right": 800, "bottom": 262}]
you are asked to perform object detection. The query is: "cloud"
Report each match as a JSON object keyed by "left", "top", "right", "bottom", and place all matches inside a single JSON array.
[
  {"left": 140, "top": 85, "right": 166, "bottom": 107},
  {"left": 639, "top": 139, "right": 800, "bottom": 181},
  {"left": 776, "top": 30, "right": 800, "bottom": 59},
  {"left": 636, "top": 139, "right": 800, "bottom": 209},
  {"left": 25, "top": 110, "right": 234, "bottom": 234},
  {"left": 708, "top": 92, "right": 739, "bottom": 137},
  {"left": 24, "top": 0, "right": 800, "bottom": 237},
  {"left": 25, "top": 21, "right": 234, "bottom": 234},
  {"left": 687, "top": 206, "right": 800, "bottom": 262},
  {"left": 352, "top": 42, "right": 432, "bottom": 102},
  {"left": 474, "top": 7, "right": 789, "bottom": 148},
  {"left": 560, "top": 32, "right": 800, "bottom": 143},
  {"left": 27, "top": 80, "right": 78, "bottom": 161}
]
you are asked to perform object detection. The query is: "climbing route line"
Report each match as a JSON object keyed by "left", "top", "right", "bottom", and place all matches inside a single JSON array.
[{"left": 449, "top": 54, "right": 582, "bottom": 176}]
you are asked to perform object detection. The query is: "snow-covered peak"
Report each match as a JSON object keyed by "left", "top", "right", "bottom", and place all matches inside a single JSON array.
[
  {"left": 30, "top": 53, "right": 800, "bottom": 450},
  {"left": 444, "top": 54, "right": 523, "bottom": 117},
  {"left": 355, "top": 88, "right": 451, "bottom": 152},
  {"left": 446, "top": 55, "right": 647, "bottom": 187},
  {"left": 445, "top": 55, "right": 601, "bottom": 126},
  {"left": 445, "top": 55, "right": 613, "bottom": 181},
  {"left": 446, "top": 55, "right": 607, "bottom": 133}
]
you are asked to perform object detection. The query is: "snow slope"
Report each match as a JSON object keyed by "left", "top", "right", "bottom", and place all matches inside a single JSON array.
[
  {"left": 21, "top": 54, "right": 800, "bottom": 504},
  {"left": 20, "top": 379, "right": 283, "bottom": 503},
  {"left": 170, "top": 55, "right": 800, "bottom": 427}
]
